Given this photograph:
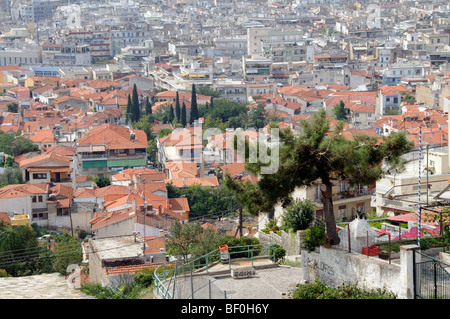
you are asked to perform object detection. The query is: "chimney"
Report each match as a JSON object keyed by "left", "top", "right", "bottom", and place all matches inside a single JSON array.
[{"left": 158, "top": 204, "right": 162, "bottom": 215}]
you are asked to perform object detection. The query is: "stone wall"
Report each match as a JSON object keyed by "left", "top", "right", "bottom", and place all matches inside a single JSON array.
[
  {"left": 257, "top": 230, "right": 305, "bottom": 256},
  {"left": 301, "top": 245, "right": 420, "bottom": 299}
]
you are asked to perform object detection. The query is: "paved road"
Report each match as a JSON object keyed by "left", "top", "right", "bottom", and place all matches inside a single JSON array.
[
  {"left": 156, "top": 259, "right": 305, "bottom": 299},
  {"left": 211, "top": 266, "right": 304, "bottom": 299},
  {"left": 0, "top": 273, "right": 94, "bottom": 299}
]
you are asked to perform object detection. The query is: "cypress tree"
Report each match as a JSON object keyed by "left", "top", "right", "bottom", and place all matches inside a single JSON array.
[
  {"left": 169, "top": 105, "right": 175, "bottom": 123},
  {"left": 175, "top": 91, "right": 181, "bottom": 121},
  {"left": 190, "top": 84, "right": 198, "bottom": 124},
  {"left": 181, "top": 102, "right": 187, "bottom": 127},
  {"left": 126, "top": 94, "right": 132, "bottom": 123},
  {"left": 131, "top": 84, "right": 140, "bottom": 122}
]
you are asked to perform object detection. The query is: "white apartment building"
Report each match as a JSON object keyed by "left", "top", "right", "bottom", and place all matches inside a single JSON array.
[
  {"left": 381, "top": 61, "right": 430, "bottom": 86},
  {"left": 0, "top": 47, "right": 40, "bottom": 66},
  {"left": 212, "top": 36, "right": 247, "bottom": 59},
  {"left": 242, "top": 53, "right": 273, "bottom": 82},
  {"left": 42, "top": 43, "right": 91, "bottom": 66},
  {"left": 213, "top": 79, "right": 247, "bottom": 103}
]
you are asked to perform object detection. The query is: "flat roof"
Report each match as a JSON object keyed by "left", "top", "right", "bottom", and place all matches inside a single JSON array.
[{"left": 90, "top": 235, "right": 144, "bottom": 261}]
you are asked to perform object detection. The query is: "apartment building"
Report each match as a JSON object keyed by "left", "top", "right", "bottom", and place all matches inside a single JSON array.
[
  {"left": 110, "top": 26, "right": 152, "bottom": 56},
  {"left": 75, "top": 124, "right": 148, "bottom": 178},
  {"left": 213, "top": 79, "right": 247, "bottom": 103},
  {"left": 66, "top": 29, "right": 112, "bottom": 61},
  {"left": 212, "top": 36, "right": 247, "bottom": 59},
  {"left": 242, "top": 54, "right": 273, "bottom": 82},
  {"left": 375, "top": 85, "right": 407, "bottom": 117},
  {"left": 42, "top": 43, "right": 91, "bottom": 66},
  {"left": 0, "top": 47, "right": 40, "bottom": 66},
  {"left": 381, "top": 61, "right": 430, "bottom": 86},
  {"left": 375, "top": 146, "right": 450, "bottom": 216}
]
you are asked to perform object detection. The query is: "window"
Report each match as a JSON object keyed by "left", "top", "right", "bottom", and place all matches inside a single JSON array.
[
  {"left": 32, "top": 196, "right": 37, "bottom": 203},
  {"left": 394, "top": 97, "right": 398, "bottom": 103},
  {"left": 338, "top": 205, "right": 347, "bottom": 219},
  {"left": 38, "top": 196, "right": 43, "bottom": 202},
  {"left": 33, "top": 173, "right": 47, "bottom": 180},
  {"left": 338, "top": 181, "right": 346, "bottom": 193}
]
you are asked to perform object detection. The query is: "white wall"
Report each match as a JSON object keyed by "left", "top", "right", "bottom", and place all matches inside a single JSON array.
[{"left": 301, "top": 245, "right": 418, "bottom": 299}]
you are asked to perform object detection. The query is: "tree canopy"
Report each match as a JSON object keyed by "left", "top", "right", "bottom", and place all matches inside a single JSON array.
[
  {"left": 332, "top": 101, "right": 347, "bottom": 122},
  {"left": 0, "top": 131, "right": 39, "bottom": 157}
]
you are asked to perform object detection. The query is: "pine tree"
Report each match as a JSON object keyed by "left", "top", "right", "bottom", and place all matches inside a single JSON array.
[
  {"left": 131, "top": 84, "right": 140, "bottom": 122},
  {"left": 175, "top": 91, "right": 181, "bottom": 121},
  {"left": 126, "top": 94, "right": 132, "bottom": 123},
  {"left": 224, "top": 109, "right": 413, "bottom": 245},
  {"left": 181, "top": 102, "right": 187, "bottom": 127},
  {"left": 190, "top": 84, "right": 198, "bottom": 124}
]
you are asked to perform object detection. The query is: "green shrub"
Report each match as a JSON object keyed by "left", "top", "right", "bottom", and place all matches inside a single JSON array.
[
  {"left": 304, "top": 222, "right": 326, "bottom": 252},
  {"left": 261, "top": 218, "right": 279, "bottom": 234},
  {"left": 281, "top": 199, "right": 315, "bottom": 232},
  {"left": 0, "top": 269, "right": 8, "bottom": 277},
  {"left": 293, "top": 279, "right": 396, "bottom": 299},
  {"left": 269, "top": 243, "right": 286, "bottom": 262}
]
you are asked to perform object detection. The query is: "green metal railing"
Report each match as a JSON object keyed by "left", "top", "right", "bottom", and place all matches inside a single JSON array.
[{"left": 154, "top": 243, "right": 276, "bottom": 299}]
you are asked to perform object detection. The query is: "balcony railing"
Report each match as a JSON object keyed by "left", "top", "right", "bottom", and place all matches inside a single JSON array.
[
  {"left": 79, "top": 152, "right": 146, "bottom": 160},
  {"left": 315, "top": 189, "right": 375, "bottom": 203}
]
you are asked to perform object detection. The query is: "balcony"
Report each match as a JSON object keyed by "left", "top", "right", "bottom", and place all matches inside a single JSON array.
[
  {"left": 79, "top": 151, "right": 146, "bottom": 160},
  {"left": 315, "top": 189, "right": 375, "bottom": 203}
]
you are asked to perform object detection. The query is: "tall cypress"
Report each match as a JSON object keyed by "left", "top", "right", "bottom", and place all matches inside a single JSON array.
[
  {"left": 190, "top": 84, "right": 198, "bottom": 124},
  {"left": 131, "top": 84, "right": 140, "bottom": 122},
  {"left": 175, "top": 91, "right": 181, "bottom": 121},
  {"left": 126, "top": 94, "right": 132, "bottom": 123},
  {"left": 181, "top": 102, "right": 187, "bottom": 127},
  {"left": 169, "top": 105, "right": 175, "bottom": 123}
]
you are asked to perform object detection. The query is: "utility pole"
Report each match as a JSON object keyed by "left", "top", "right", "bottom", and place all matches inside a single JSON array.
[{"left": 426, "top": 144, "right": 429, "bottom": 206}]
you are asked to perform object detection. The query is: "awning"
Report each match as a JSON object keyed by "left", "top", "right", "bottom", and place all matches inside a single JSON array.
[{"left": 77, "top": 145, "right": 106, "bottom": 152}]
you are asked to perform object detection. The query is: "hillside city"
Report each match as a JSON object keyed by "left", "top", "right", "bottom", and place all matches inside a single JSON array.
[{"left": 0, "top": 0, "right": 449, "bottom": 302}]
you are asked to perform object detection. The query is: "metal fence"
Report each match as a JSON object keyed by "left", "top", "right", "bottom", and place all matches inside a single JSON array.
[
  {"left": 154, "top": 243, "right": 276, "bottom": 299},
  {"left": 413, "top": 251, "right": 450, "bottom": 299}
]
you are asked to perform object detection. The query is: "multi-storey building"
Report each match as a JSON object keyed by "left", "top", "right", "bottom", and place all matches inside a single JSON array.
[
  {"left": 42, "top": 43, "right": 91, "bottom": 66},
  {"left": 110, "top": 26, "right": 152, "bottom": 56},
  {"left": 242, "top": 53, "right": 273, "bottom": 82},
  {"left": 75, "top": 124, "right": 148, "bottom": 178},
  {"left": 381, "top": 60, "right": 430, "bottom": 86},
  {"left": 0, "top": 47, "right": 40, "bottom": 66},
  {"left": 66, "top": 29, "right": 112, "bottom": 61}
]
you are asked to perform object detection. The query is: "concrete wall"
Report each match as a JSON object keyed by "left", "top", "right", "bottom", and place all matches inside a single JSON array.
[
  {"left": 258, "top": 229, "right": 305, "bottom": 256},
  {"left": 301, "top": 244, "right": 420, "bottom": 299}
]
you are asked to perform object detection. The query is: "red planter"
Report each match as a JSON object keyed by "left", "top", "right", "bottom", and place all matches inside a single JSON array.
[{"left": 362, "top": 245, "right": 379, "bottom": 256}]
